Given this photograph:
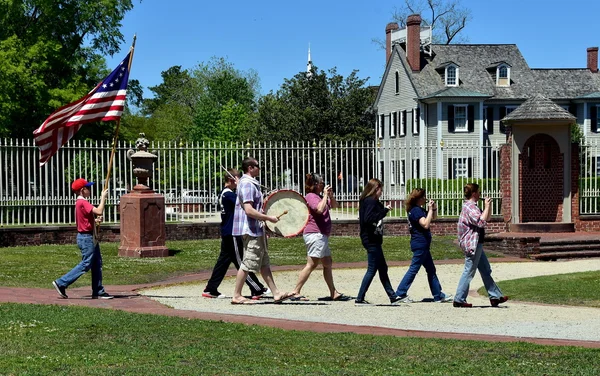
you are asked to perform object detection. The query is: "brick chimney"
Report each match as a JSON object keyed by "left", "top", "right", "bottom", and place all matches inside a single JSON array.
[
  {"left": 406, "top": 14, "right": 422, "bottom": 72},
  {"left": 386, "top": 22, "right": 399, "bottom": 64},
  {"left": 588, "top": 47, "right": 598, "bottom": 73}
]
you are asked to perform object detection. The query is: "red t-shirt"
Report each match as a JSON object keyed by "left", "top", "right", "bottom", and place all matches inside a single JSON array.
[{"left": 75, "top": 197, "right": 95, "bottom": 232}]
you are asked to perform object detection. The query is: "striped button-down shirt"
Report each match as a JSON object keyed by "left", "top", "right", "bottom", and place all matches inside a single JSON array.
[{"left": 457, "top": 200, "right": 486, "bottom": 255}]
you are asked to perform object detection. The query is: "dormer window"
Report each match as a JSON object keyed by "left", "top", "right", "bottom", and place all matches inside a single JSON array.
[
  {"left": 497, "top": 64, "right": 510, "bottom": 86},
  {"left": 446, "top": 65, "right": 458, "bottom": 86}
]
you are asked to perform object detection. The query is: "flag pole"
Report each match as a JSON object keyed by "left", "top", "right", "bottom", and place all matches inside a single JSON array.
[
  {"left": 96, "top": 35, "right": 136, "bottom": 241},
  {"left": 102, "top": 35, "right": 137, "bottom": 193}
]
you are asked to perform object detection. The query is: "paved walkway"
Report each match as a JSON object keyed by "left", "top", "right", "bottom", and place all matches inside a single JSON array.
[{"left": 2, "top": 258, "right": 600, "bottom": 349}]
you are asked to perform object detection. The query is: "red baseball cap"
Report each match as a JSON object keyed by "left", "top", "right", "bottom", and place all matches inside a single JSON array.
[{"left": 71, "top": 178, "right": 94, "bottom": 192}]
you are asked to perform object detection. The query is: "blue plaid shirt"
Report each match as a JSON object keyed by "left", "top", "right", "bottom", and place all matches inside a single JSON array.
[{"left": 232, "top": 175, "right": 263, "bottom": 237}]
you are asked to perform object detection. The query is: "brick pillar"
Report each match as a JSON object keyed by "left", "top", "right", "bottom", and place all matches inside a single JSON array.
[
  {"left": 572, "top": 143, "right": 580, "bottom": 229},
  {"left": 500, "top": 143, "right": 512, "bottom": 226}
]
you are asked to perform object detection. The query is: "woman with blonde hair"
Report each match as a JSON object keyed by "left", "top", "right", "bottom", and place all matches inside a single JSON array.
[
  {"left": 355, "top": 178, "right": 403, "bottom": 305},
  {"left": 289, "top": 173, "right": 350, "bottom": 301},
  {"left": 394, "top": 188, "right": 452, "bottom": 303}
]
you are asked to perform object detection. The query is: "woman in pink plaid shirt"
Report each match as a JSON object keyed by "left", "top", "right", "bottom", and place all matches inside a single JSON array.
[{"left": 453, "top": 183, "right": 508, "bottom": 308}]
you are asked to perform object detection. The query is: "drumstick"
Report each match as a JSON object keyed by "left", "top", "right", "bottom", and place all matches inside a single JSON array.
[{"left": 277, "top": 210, "right": 289, "bottom": 219}]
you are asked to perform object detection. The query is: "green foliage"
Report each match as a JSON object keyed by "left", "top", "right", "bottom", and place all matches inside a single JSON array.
[
  {"left": 0, "top": 0, "right": 137, "bottom": 138},
  {"left": 140, "top": 58, "right": 260, "bottom": 143},
  {"left": 571, "top": 123, "right": 584, "bottom": 144},
  {"left": 64, "top": 152, "right": 103, "bottom": 184},
  {"left": 2, "top": 304, "right": 600, "bottom": 375},
  {"left": 405, "top": 178, "right": 500, "bottom": 216},
  {"left": 0, "top": 236, "right": 465, "bottom": 287},
  {"left": 255, "top": 66, "right": 376, "bottom": 142},
  {"left": 483, "top": 271, "right": 600, "bottom": 308},
  {"left": 405, "top": 178, "right": 499, "bottom": 194}
]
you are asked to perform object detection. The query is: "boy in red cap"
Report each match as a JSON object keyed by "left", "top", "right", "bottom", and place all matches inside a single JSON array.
[{"left": 52, "top": 178, "right": 111, "bottom": 299}]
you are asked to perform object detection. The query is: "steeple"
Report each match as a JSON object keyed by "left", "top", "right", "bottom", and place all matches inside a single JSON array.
[{"left": 306, "top": 43, "right": 313, "bottom": 77}]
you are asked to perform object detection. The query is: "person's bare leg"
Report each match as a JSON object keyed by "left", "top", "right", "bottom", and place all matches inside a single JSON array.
[
  {"left": 259, "top": 266, "right": 289, "bottom": 301},
  {"left": 231, "top": 268, "right": 252, "bottom": 303},
  {"left": 322, "top": 256, "right": 341, "bottom": 299},
  {"left": 291, "top": 256, "right": 319, "bottom": 296}
]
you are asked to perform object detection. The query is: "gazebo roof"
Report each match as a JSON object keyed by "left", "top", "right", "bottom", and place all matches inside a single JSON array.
[{"left": 502, "top": 94, "right": 576, "bottom": 123}]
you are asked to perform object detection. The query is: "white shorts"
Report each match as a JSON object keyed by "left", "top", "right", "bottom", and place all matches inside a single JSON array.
[{"left": 303, "top": 233, "right": 331, "bottom": 258}]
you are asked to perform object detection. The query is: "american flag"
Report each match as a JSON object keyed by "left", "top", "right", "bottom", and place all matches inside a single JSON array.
[{"left": 33, "top": 52, "right": 132, "bottom": 166}]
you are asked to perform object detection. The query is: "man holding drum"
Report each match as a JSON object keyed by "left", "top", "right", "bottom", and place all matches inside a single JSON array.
[
  {"left": 202, "top": 168, "right": 268, "bottom": 299},
  {"left": 231, "top": 157, "right": 292, "bottom": 304}
]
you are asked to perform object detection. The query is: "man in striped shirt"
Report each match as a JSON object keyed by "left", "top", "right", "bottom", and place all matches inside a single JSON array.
[{"left": 231, "top": 157, "right": 291, "bottom": 304}]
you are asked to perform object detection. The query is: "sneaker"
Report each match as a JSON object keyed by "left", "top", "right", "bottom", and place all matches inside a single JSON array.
[
  {"left": 435, "top": 293, "right": 453, "bottom": 303},
  {"left": 251, "top": 287, "right": 271, "bottom": 300},
  {"left": 202, "top": 291, "right": 226, "bottom": 299},
  {"left": 490, "top": 296, "right": 509, "bottom": 307},
  {"left": 453, "top": 301, "right": 472, "bottom": 308},
  {"left": 92, "top": 292, "right": 114, "bottom": 300},
  {"left": 394, "top": 295, "right": 413, "bottom": 304},
  {"left": 354, "top": 299, "right": 371, "bottom": 306},
  {"left": 52, "top": 281, "right": 68, "bottom": 299}
]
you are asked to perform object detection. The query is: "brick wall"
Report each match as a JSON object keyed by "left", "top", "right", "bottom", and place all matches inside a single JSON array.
[{"left": 0, "top": 217, "right": 508, "bottom": 247}]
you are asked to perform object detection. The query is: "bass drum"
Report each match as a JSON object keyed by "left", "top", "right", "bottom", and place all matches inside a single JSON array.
[{"left": 263, "top": 190, "right": 309, "bottom": 237}]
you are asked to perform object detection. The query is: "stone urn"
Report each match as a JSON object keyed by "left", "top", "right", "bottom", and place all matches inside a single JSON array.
[{"left": 127, "top": 133, "right": 158, "bottom": 190}]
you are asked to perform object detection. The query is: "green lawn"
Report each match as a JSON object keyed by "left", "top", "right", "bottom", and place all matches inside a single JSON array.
[
  {"left": 3, "top": 237, "right": 600, "bottom": 375},
  {"left": 0, "top": 236, "right": 471, "bottom": 288},
  {"left": 481, "top": 270, "right": 600, "bottom": 308},
  {"left": 1, "top": 303, "right": 599, "bottom": 375}
]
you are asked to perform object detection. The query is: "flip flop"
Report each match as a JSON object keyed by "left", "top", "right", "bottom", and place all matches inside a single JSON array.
[
  {"left": 273, "top": 292, "right": 293, "bottom": 304},
  {"left": 333, "top": 294, "right": 353, "bottom": 301},
  {"left": 289, "top": 295, "right": 310, "bottom": 302},
  {"left": 231, "top": 298, "right": 256, "bottom": 305}
]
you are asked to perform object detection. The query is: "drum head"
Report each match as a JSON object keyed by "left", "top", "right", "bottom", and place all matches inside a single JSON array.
[{"left": 263, "top": 190, "right": 309, "bottom": 237}]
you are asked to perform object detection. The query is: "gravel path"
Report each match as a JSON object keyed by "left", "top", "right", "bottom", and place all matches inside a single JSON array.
[{"left": 140, "top": 259, "right": 600, "bottom": 342}]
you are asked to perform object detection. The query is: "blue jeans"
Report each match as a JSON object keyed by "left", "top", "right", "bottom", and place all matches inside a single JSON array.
[
  {"left": 356, "top": 244, "right": 396, "bottom": 301},
  {"left": 396, "top": 245, "right": 445, "bottom": 301},
  {"left": 454, "top": 243, "right": 503, "bottom": 303},
  {"left": 56, "top": 234, "right": 106, "bottom": 296}
]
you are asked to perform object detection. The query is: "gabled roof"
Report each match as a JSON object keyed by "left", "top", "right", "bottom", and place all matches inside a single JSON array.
[
  {"left": 502, "top": 94, "right": 576, "bottom": 122},
  {"left": 435, "top": 61, "right": 459, "bottom": 70},
  {"left": 419, "top": 87, "right": 491, "bottom": 100},
  {"left": 404, "top": 44, "right": 536, "bottom": 100},
  {"left": 486, "top": 61, "right": 512, "bottom": 70},
  {"left": 531, "top": 69, "right": 600, "bottom": 99},
  {"left": 394, "top": 43, "right": 600, "bottom": 101}
]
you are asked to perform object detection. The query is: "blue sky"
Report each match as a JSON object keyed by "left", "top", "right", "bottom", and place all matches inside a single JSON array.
[{"left": 107, "top": 0, "right": 600, "bottom": 98}]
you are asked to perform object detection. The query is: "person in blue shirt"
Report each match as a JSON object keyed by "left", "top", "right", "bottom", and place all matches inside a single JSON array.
[
  {"left": 202, "top": 168, "right": 268, "bottom": 299},
  {"left": 395, "top": 188, "right": 452, "bottom": 303}
]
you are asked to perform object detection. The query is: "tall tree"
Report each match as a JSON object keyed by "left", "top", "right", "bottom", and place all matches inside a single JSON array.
[
  {"left": 392, "top": 0, "right": 471, "bottom": 44},
  {"left": 255, "top": 66, "right": 375, "bottom": 142},
  {"left": 137, "top": 58, "right": 260, "bottom": 143},
  {"left": 0, "top": 0, "right": 137, "bottom": 138},
  {"left": 190, "top": 57, "right": 260, "bottom": 142}
]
